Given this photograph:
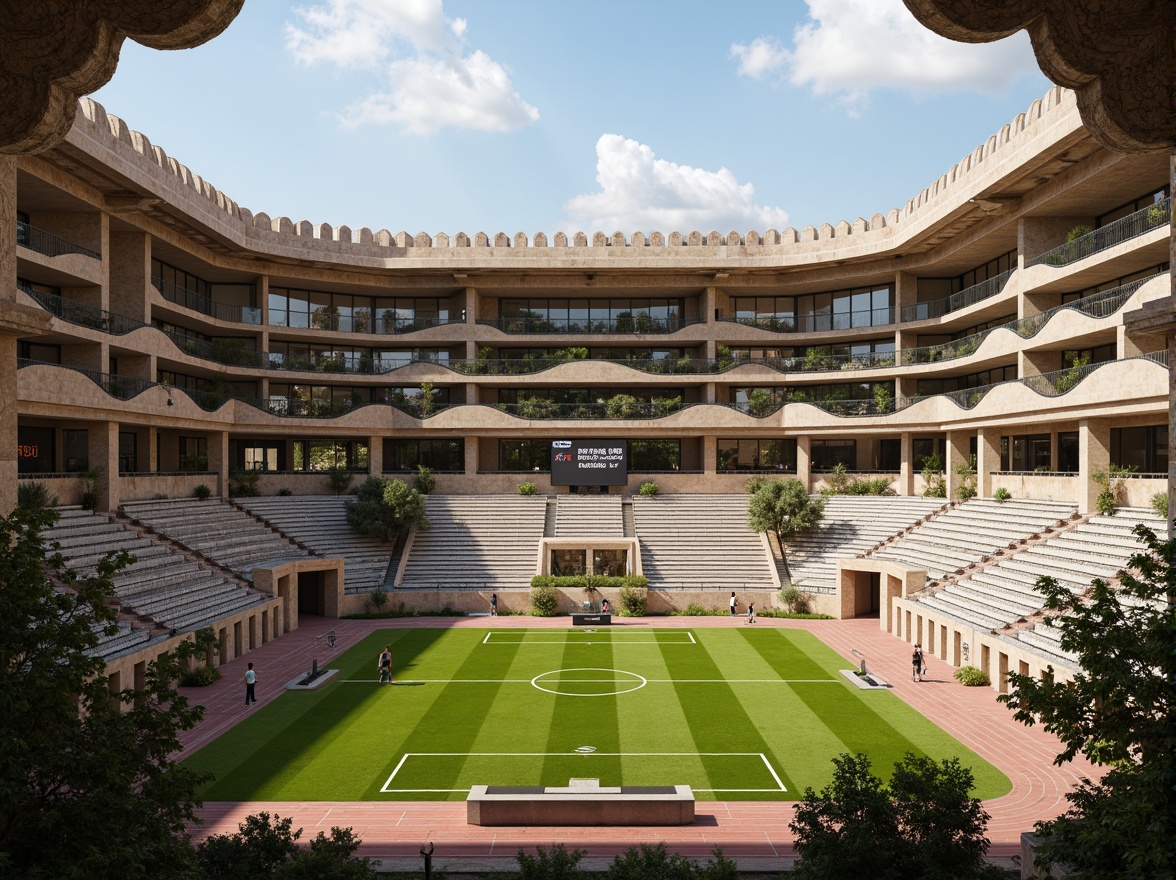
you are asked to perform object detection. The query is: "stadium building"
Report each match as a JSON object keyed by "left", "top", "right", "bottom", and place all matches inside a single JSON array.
[{"left": 12, "top": 86, "right": 1171, "bottom": 691}]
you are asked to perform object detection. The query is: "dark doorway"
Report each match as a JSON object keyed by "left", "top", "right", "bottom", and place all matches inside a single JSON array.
[
  {"left": 854, "top": 572, "right": 881, "bottom": 618},
  {"left": 298, "top": 571, "right": 326, "bottom": 616}
]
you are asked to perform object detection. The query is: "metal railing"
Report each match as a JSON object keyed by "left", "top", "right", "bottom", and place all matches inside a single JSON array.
[
  {"left": 151, "top": 276, "right": 262, "bottom": 324},
  {"left": 16, "top": 221, "right": 100, "bottom": 260},
  {"left": 901, "top": 269, "right": 1014, "bottom": 323},
  {"left": 719, "top": 310, "right": 893, "bottom": 333},
  {"left": 19, "top": 284, "right": 140, "bottom": 335},
  {"left": 477, "top": 316, "right": 697, "bottom": 334},
  {"left": 1027, "top": 198, "right": 1170, "bottom": 269},
  {"left": 17, "top": 358, "right": 155, "bottom": 400}
]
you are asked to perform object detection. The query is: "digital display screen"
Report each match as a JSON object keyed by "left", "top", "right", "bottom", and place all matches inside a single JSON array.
[{"left": 550, "top": 440, "right": 628, "bottom": 486}]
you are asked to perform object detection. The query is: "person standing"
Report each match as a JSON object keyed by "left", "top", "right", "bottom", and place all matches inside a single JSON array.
[
  {"left": 490, "top": 593, "right": 498, "bottom": 616},
  {"left": 729, "top": 591, "right": 737, "bottom": 617},
  {"left": 378, "top": 644, "right": 393, "bottom": 685},
  {"left": 746, "top": 602, "right": 755, "bottom": 624},
  {"left": 912, "top": 644, "right": 924, "bottom": 682},
  {"left": 244, "top": 662, "right": 257, "bottom": 706}
]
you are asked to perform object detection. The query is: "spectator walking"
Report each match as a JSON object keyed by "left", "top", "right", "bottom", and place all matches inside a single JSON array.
[
  {"left": 378, "top": 645, "right": 393, "bottom": 685},
  {"left": 746, "top": 602, "right": 756, "bottom": 624},
  {"left": 912, "top": 644, "right": 924, "bottom": 682},
  {"left": 729, "top": 591, "right": 737, "bottom": 617},
  {"left": 490, "top": 593, "right": 498, "bottom": 616},
  {"left": 244, "top": 662, "right": 257, "bottom": 706}
]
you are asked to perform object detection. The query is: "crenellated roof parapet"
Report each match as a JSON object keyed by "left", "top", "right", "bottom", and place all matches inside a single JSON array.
[{"left": 71, "top": 86, "right": 1083, "bottom": 263}]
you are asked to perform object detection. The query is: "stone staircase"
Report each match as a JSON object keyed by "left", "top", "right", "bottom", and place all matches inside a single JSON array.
[
  {"left": 237, "top": 495, "right": 395, "bottom": 594},
  {"left": 868, "top": 498, "right": 1078, "bottom": 582},
  {"left": 553, "top": 495, "right": 625, "bottom": 537},
  {"left": 120, "top": 498, "right": 311, "bottom": 580},
  {"left": 910, "top": 507, "right": 1168, "bottom": 652},
  {"left": 398, "top": 495, "right": 547, "bottom": 589},
  {"left": 782, "top": 496, "right": 947, "bottom": 592},
  {"left": 632, "top": 494, "right": 776, "bottom": 589},
  {"left": 44, "top": 507, "right": 268, "bottom": 644}
]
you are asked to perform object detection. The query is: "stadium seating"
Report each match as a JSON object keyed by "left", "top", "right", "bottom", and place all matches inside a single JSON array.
[
  {"left": 553, "top": 495, "right": 625, "bottom": 537},
  {"left": 398, "top": 495, "right": 547, "bottom": 588},
  {"left": 631, "top": 494, "right": 776, "bottom": 589},
  {"left": 43, "top": 507, "right": 268, "bottom": 640},
  {"left": 121, "top": 498, "right": 310, "bottom": 580},
  {"left": 782, "top": 496, "right": 946, "bottom": 592},
  {"left": 238, "top": 495, "right": 395, "bottom": 594}
]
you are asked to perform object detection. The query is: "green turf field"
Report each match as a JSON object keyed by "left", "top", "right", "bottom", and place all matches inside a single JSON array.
[{"left": 185, "top": 627, "right": 1011, "bottom": 802}]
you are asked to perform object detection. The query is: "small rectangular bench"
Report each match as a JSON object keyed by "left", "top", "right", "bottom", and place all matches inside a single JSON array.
[
  {"left": 467, "top": 779, "right": 694, "bottom": 826},
  {"left": 571, "top": 613, "right": 612, "bottom": 626}
]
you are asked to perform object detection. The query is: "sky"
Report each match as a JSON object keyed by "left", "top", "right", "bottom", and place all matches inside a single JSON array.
[{"left": 89, "top": 0, "right": 1052, "bottom": 239}]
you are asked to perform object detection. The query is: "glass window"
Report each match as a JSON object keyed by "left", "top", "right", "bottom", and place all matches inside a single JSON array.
[
  {"left": 64, "top": 429, "right": 88, "bottom": 472},
  {"left": 17, "top": 426, "right": 55, "bottom": 473},
  {"left": 812, "top": 439, "right": 856, "bottom": 471}
]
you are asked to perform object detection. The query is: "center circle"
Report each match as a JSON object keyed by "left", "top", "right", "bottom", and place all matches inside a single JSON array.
[{"left": 531, "top": 667, "right": 647, "bottom": 697}]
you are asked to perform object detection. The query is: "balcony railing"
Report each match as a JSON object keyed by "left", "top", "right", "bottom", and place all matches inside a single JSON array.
[
  {"left": 1026, "top": 197, "right": 1170, "bottom": 269},
  {"left": 478, "top": 316, "right": 697, "bottom": 334},
  {"left": 16, "top": 221, "right": 100, "bottom": 260},
  {"left": 17, "top": 358, "right": 155, "bottom": 400},
  {"left": 719, "top": 311, "right": 892, "bottom": 333},
  {"left": 19, "top": 284, "right": 141, "bottom": 335},
  {"left": 152, "top": 276, "right": 261, "bottom": 324},
  {"left": 901, "top": 269, "right": 1014, "bottom": 323}
]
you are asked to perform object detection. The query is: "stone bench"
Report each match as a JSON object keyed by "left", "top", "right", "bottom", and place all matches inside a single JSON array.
[
  {"left": 571, "top": 613, "right": 612, "bottom": 626},
  {"left": 467, "top": 779, "right": 694, "bottom": 826}
]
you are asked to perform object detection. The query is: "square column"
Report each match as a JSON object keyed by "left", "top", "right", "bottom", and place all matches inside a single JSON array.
[
  {"left": 87, "top": 421, "right": 120, "bottom": 511},
  {"left": 944, "top": 431, "right": 970, "bottom": 500},
  {"left": 368, "top": 436, "right": 383, "bottom": 475},
  {"left": 464, "top": 436, "right": 479, "bottom": 476},
  {"left": 898, "top": 432, "right": 914, "bottom": 496},
  {"left": 207, "top": 430, "right": 229, "bottom": 499},
  {"left": 976, "top": 428, "right": 1001, "bottom": 498},
  {"left": 1078, "top": 419, "right": 1111, "bottom": 513},
  {"left": 796, "top": 435, "right": 811, "bottom": 492}
]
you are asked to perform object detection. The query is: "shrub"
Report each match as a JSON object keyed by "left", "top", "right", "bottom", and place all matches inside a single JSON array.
[
  {"left": 16, "top": 481, "right": 56, "bottom": 513},
  {"left": 638, "top": 481, "right": 659, "bottom": 497},
  {"left": 517, "top": 482, "right": 538, "bottom": 496},
  {"left": 1151, "top": 491, "right": 1168, "bottom": 520},
  {"left": 228, "top": 469, "right": 261, "bottom": 498},
  {"left": 518, "top": 844, "right": 584, "bottom": 880},
  {"left": 368, "top": 588, "right": 389, "bottom": 615},
  {"left": 530, "top": 584, "right": 558, "bottom": 617},
  {"left": 821, "top": 462, "right": 850, "bottom": 495},
  {"left": 920, "top": 453, "right": 946, "bottom": 498},
  {"left": 744, "top": 476, "right": 766, "bottom": 495},
  {"left": 193, "top": 484, "right": 212, "bottom": 501},
  {"left": 276, "top": 487, "right": 293, "bottom": 497},
  {"left": 413, "top": 465, "right": 435, "bottom": 495},
  {"left": 79, "top": 465, "right": 105, "bottom": 511},
  {"left": 780, "top": 586, "right": 810, "bottom": 614},
  {"left": 179, "top": 664, "right": 221, "bottom": 687},
  {"left": 344, "top": 476, "right": 428, "bottom": 543},
  {"left": 954, "top": 665, "right": 990, "bottom": 687},
  {"left": 1093, "top": 464, "right": 1135, "bottom": 516},
  {"left": 846, "top": 477, "right": 893, "bottom": 496},
  {"left": 326, "top": 465, "right": 353, "bottom": 495},
  {"left": 618, "top": 583, "right": 647, "bottom": 616},
  {"left": 993, "top": 487, "right": 1012, "bottom": 503},
  {"left": 606, "top": 843, "right": 736, "bottom": 880}
]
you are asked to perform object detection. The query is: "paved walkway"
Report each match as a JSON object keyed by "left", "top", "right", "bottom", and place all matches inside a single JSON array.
[{"left": 182, "top": 614, "right": 1096, "bottom": 872}]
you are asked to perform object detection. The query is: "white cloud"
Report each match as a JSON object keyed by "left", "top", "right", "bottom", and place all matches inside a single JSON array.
[
  {"left": 732, "top": 0, "right": 1039, "bottom": 112},
  {"left": 563, "top": 135, "right": 789, "bottom": 235},
  {"left": 286, "top": 0, "right": 538, "bottom": 134}
]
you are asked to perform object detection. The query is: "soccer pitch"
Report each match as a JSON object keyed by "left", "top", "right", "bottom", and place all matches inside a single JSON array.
[{"left": 185, "top": 627, "right": 1010, "bottom": 802}]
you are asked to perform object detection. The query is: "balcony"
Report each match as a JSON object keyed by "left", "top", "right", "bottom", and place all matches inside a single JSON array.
[
  {"left": 152, "top": 276, "right": 261, "bottom": 324},
  {"left": 477, "top": 315, "right": 697, "bottom": 334},
  {"left": 16, "top": 221, "right": 100, "bottom": 260},
  {"left": 901, "top": 269, "right": 1014, "bottom": 323},
  {"left": 1026, "top": 198, "right": 1170, "bottom": 269}
]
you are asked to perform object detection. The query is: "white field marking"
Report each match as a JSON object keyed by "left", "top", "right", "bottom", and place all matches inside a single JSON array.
[
  {"left": 482, "top": 631, "right": 696, "bottom": 645},
  {"left": 380, "top": 751, "right": 786, "bottom": 793},
  {"left": 531, "top": 667, "right": 646, "bottom": 697},
  {"left": 341, "top": 677, "right": 838, "bottom": 684},
  {"left": 316, "top": 807, "right": 333, "bottom": 826}
]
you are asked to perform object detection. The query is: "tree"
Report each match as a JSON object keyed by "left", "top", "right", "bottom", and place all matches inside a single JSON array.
[
  {"left": 998, "top": 525, "right": 1175, "bottom": 879},
  {"left": 326, "top": 465, "right": 353, "bottom": 495},
  {"left": 344, "top": 476, "right": 429, "bottom": 543},
  {"left": 606, "top": 843, "right": 737, "bottom": 880},
  {"left": 746, "top": 477, "right": 824, "bottom": 584},
  {"left": 0, "top": 505, "right": 209, "bottom": 878},
  {"left": 195, "top": 812, "right": 378, "bottom": 880},
  {"left": 789, "top": 752, "right": 992, "bottom": 880}
]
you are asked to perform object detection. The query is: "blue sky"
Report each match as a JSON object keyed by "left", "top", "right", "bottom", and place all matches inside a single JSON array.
[{"left": 90, "top": 0, "right": 1051, "bottom": 238}]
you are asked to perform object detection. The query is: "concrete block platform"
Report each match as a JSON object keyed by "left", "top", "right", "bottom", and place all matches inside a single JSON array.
[{"left": 467, "top": 778, "right": 694, "bottom": 826}]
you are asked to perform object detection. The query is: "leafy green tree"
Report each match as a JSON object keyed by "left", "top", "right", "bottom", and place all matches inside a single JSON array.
[
  {"left": 746, "top": 477, "right": 824, "bottom": 584},
  {"left": 344, "top": 476, "right": 429, "bottom": 543},
  {"left": 606, "top": 843, "right": 737, "bottom": 880},
  {"left": 998, "top": 525, "right": 1175, "bottom": 879},
  {"left": 790, "top": 752, "right": 992, "bottom": 880},
  {"left": 517, "top": 843, "right": 585, "bottom": 880},
  {"left": 326, "top": 465, "right": 353, "bottom": 495},
  {"left": 0, "top": 506, "right": 209, "bottom": 878},
  {"left": 195, "top": 812, "right": 378, "bottom": 880}
]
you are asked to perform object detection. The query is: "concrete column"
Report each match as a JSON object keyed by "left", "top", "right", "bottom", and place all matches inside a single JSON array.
[
  {"left": 1020, "top": 349, "right": 1062, "bottom": 379},
  {"left": 702, "top": 435, "right": 717, "bottom": 475},
  {"left": 463, "top": 287, "right": 476, "bottom": 325},
  {"left": 207, "top": 430, "right": 229, "bottom": 499},
  {"left": 1048, "top": 428, "right": 1059, "bottom": 472},
  {"left": 87, "top": 420, "right": 119, "bottom": 511},
  {"left": 894, "top": 271, "right": 918, "bottom": 321},
  {"left": 1018, "top": 215, "right": 1094, "bottom": 266},
  {"left": 147, "top": 428, "right": 159, "bottom": 473},
  {"left": 368, "top": 436, "right": 383, "bottom": 475},
  {"left": 108, "top": 231, "right": 150, "bottom": 321},
  {"left": 944, "top": 431, "right": 970, "bottom": 500},
  {"left": 898, "top": 432, "right": 914, "bottom": 496},
  {"left": 703, "top": 285, "right": 717, "bottom": 325},
  {"left": 703, "top": 382, "right": 716, "bottom": 404},
  {"left": 257, "top": 274, "right": 270, "bottom": 325},
  {"left": 464, "top": 436, "right": 479, "bottom": 476},
  {"left": 976, "top": 428, "right": 1001, "bottom": 498},
  {"left": 1078, "top": 419, "right": 1111, "bottom": 513},
  {"left": 796, "top": 435, "right": 812, "bottom": 492}
]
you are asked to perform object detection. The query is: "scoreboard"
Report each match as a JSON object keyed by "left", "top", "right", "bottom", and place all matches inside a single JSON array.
[{"left": 550, "top": 440, "right": 628, "bottom": 486}]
